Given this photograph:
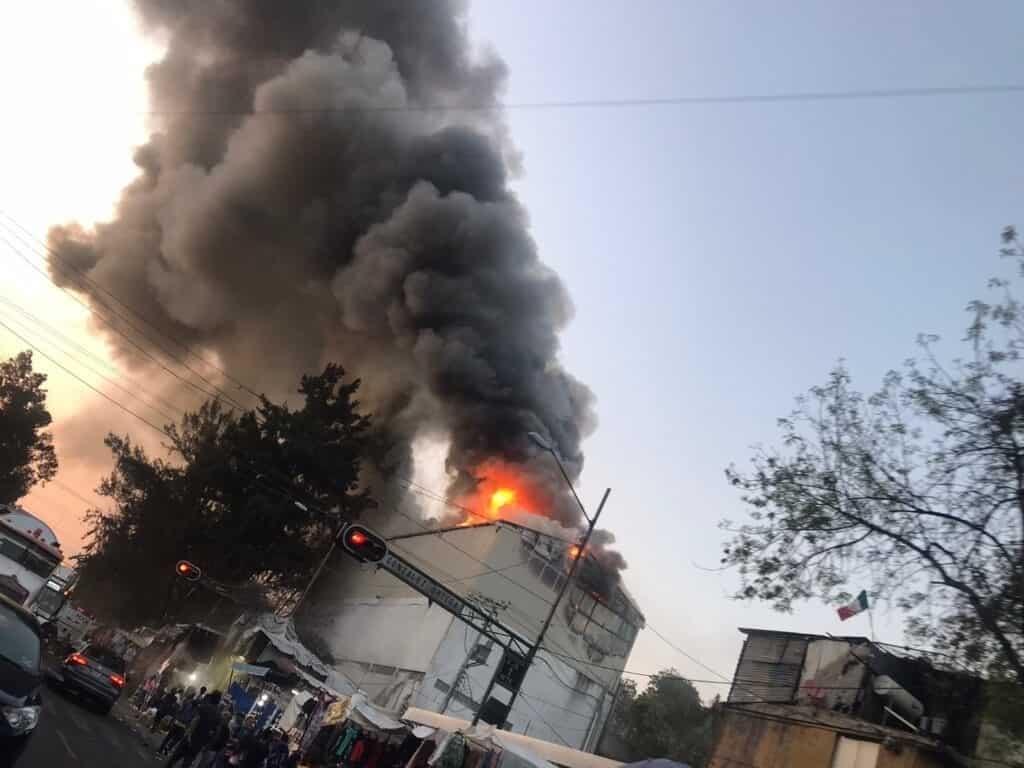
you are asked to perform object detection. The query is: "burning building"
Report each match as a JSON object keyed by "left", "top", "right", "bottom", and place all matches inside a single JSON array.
[
  {"left": 300, "top": 496, "right": 644, "bottom": 752},
  {"left": 43, "top": 1, "right": 638, "bottom": 743},
  {"left": 47, "top": 0, "right": 599, "bottom": 529}
]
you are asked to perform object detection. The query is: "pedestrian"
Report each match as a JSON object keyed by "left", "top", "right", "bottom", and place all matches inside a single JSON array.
[
  {"left": 238, "top": 727, "right": 271, "bottom": 768},
  {"left": 196, "top": 707, "right": 232, "bottom": 768},
  {"left": 152, "top": 687, "right": 180, "bottom": 734},
  {"left": 160, "top": 690, "right": 197, "bottom": 756},
  {"left": 265, "top": 730, "right": 289, "bottom": 768},
  {"left": 168, "top": 690, "right": 223, "bottom": 768}
]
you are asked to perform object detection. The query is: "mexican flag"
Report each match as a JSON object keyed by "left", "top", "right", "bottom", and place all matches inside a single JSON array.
[{"left": 837, "top": 590, "right": 869, "bottom": 621}]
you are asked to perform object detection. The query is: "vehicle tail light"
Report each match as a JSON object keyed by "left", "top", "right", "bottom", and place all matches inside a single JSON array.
[
  {"left": 66, "top": 653, "right": 88, "bottom": 666},
  {"left": 110, "top": 674, "right": 125, "bottom": 688}
]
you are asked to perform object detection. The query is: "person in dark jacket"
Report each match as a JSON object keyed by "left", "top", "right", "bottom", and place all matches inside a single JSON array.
[
  {"left": 152, "top": 688, "right": 180, "bottom": 734},
  {"left": 167, "top": 690, "right": 223, "bottom": 767},
  {"left": 197, "top": 708, "right": 232, "bottom": 768},
  {"left": 239, "top": 728, "right": 271, "bottom": 768}
]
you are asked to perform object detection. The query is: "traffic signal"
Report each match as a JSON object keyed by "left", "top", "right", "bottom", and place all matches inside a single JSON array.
[
  {"left": 175, "top": 560, "right": 202, "bottom": 582},
  {"left": 339, "top": 524, "right": 388, "bottom": 563}
]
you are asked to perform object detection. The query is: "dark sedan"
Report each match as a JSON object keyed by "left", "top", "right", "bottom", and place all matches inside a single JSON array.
[
  {"left": 0, "top": 596, "right": 43, "bottom": 767},
  {"left": 56, "top": 645, "right": 125, "bottom": 715}
]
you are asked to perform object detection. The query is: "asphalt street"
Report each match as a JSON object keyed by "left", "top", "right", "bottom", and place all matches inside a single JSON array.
[{"left": 19, "top": 682, "right": 162, "bottom": 767}]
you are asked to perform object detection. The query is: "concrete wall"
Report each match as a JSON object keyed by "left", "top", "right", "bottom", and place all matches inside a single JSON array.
[
  {"left": 709, "top": 708, "right": 944, "bottom": 768},
  {"left": 412, "top": 615, "right": 613, "bottom": 751},
  {"left": 308, "top": 521, "right": 638, "bottom": 750}
]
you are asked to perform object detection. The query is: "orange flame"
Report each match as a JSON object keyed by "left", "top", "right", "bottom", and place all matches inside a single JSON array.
[
  {"left": 490, "top": 488, "right": 517, "bottom": 514},
  {"left": 458, "top": 459, "right": 546, "bottom": 523}
]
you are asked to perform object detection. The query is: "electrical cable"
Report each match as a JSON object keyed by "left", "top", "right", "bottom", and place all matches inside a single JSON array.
[
  {"left": 518, "top": 695, "right": 573, "bottom": 746},
  {"left": 0, "top": 211, "right": 262, "bottom": 403},
  {"left": 0, "top": 229, "right": 239, "bottom": 408},
  {"left": 0, "top": 296, "right": 190, "bottom": 418},
  {"left": 0, "top": 303, "right": 180, "bottom": 424},
  {"left": 65, "top": 82, "right": 1024, "bottom": 118},
  {"left": 0, "top": 210, "right": 756, "bottom": 705}
]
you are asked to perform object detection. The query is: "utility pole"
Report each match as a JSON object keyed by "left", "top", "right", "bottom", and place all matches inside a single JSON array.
[
  {"left": 440, "top": 594, "right": 508, "bottom": 714},
  {"left": 472, "top": 487, "right": 611, "bottom": 726}
]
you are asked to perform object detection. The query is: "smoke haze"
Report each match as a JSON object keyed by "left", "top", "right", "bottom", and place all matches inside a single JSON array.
[{"left": 48, "top": 1, "right": 599, "bottom": 532}]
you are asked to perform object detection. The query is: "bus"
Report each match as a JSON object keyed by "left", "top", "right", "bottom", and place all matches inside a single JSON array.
[{"left": 0, "top": 504, "right": 67, "bottom": 620}]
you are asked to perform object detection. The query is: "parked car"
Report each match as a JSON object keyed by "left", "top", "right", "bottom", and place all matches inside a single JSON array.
[
  {"left": 56, "top": 644, "right": 126, "bottom": 714},
  {"left": 0, "top": 595, "right": 43, "bottom": 767}
]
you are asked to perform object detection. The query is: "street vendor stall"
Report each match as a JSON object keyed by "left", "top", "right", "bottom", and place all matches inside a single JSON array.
[{"left": 401, "top": 708, "right": 623, "bottom": 768}]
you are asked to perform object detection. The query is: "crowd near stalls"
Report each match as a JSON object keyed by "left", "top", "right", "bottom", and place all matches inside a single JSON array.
[{"left": 106, "top": 611, "right": 622, "bottom": 768}]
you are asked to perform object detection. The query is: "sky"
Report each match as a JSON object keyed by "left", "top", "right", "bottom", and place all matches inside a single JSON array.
[{"left": 2, "top": 0, "right": 1024, "bottom": 702}]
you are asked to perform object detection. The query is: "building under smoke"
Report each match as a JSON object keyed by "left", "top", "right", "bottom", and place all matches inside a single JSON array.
[
  {"left": 47, "top": 0, "right": 598, "bottom": 528},
  {"left": 301, "top": 516, "right": 644, "bottom": 751}
]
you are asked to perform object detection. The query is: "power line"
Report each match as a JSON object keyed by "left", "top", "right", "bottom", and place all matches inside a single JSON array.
[
  {"left": 95, "top": 83, "right": 1024, "bottom": 117},
  {"left": 0, "top": 303, "right": 180, "bottom": 424},
  {"left": 518, "top": 695, "right": 573, "bottom": 747},
  {"left": 646, "top": 624, "right": 735, "bottom": 687},
  {"left": 0, "top": 229, "right": 240, "bottom": 408},
  {"left": 0, "top": 211, "right": 262, "bottom": 403},
  {"left": 0, "top": 210, "right": 749, "bottom": 702},
  {"left": 0, "top": 296, "right": 189, "bottom": 418}
]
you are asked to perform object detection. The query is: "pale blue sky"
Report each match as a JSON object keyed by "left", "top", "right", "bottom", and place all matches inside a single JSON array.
[{"left": 467, "top": 0, "right": 1024, "bottom": 695}]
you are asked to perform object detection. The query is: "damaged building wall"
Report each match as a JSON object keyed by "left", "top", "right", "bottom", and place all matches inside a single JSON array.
[{"left": 709, "top": 706, "right": 947, "bottom": 768}]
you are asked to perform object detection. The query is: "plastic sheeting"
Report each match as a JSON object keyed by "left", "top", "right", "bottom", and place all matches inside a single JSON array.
[
  {"left": 238, "top": 613, "right": 330, "bottom": 677},
  {"left": 402, "top": 708, "right": 623, "bottom": 768}
]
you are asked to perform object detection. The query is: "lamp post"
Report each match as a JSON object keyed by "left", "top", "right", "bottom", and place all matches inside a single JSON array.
[{"left": 471, "top": 432, "right": 611, "bottom": 726}]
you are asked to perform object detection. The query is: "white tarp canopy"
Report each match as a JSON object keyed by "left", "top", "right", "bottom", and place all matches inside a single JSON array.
[
  {"left": 348, "top": 692, "right": 406, "bottom": 732},
  {"left": 402, "top": 708, "right": 623, "bottom": 768},
  {"left": 237, "top": 613, "right": 330, "bottom": 677}
]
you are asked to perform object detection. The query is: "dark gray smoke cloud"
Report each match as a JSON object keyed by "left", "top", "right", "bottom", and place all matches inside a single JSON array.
[{"left": 48, "top": 0, "right": 600, "bottom": 530}]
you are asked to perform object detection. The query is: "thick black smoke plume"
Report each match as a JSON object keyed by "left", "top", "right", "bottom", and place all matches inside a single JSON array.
[{"left": 48, "top": 1, "right": 600, "bottom": 530}]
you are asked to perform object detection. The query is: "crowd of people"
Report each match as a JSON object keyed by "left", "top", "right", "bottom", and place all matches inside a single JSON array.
[{"left": 134, "top": 678, "right": 299, "bottom": 768}]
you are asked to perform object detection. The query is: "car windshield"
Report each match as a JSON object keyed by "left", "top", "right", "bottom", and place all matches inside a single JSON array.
[
  {"left": 83, "top": 645, "right": 125, "bottom": 673},
  {"left": 0, "top": 604, "right": 40, "bottom": 672}
]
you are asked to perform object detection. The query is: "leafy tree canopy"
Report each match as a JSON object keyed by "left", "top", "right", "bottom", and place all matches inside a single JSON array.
[
  {"left": 74, "top": 363, "right": 374, "bottom": 626},
  {"left": 606, "top": 671, "right": 712, "bottom": 766},
  {"left": 722, "top": 228, "right": 1024, "bottom": 684},
  {"left": 0, "top": 350, "right": 57, "bottom": 504}
]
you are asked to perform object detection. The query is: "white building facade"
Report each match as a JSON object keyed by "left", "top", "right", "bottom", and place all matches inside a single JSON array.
[{"left": 307, "top": 519, "right": 644, "bottom": 751}]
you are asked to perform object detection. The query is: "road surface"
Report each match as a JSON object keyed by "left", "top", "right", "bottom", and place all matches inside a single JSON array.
[{"left": 20, "top": 683, "right": 161, "bottom": 767}]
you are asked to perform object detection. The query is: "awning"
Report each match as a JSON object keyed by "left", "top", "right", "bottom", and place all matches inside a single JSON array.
[
  {"left": 349, "top": 692, "right": 406, "bottom": 732},
  {"left": 402, "top": 708, "right": 623, "bottom": 768},
  {"left": 232, "top": 662, "right": 270, "bottom": 677},
  {"left": 237, "top": 613, "right": 330, "bottom": 677}
]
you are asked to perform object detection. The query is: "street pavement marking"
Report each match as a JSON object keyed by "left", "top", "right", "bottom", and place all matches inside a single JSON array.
[{"left": 56, "top": 727, "right": 80, "bottom": 761}]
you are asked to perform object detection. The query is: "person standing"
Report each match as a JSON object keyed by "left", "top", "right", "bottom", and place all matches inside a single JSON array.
[
  {"left": 199, "top": 707, "right": 232, "bottom": 768},
  {"left": 160, "top": 690, "right": 196, "bottom": 756},
  {"left": 152, "top": 688, "right": 181, "bottom": 735},
  {"left": 168, "top": 690, "right": 223, "bottom": 768}
]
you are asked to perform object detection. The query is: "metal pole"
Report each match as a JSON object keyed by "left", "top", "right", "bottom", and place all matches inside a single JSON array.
[
  {"left": 287, "top": 519, "right": 345, "bottom": 618},
  {"left": 440, "top": 621, "right": 486, "bottom": 714},
  {"left": 472, "top": 488, "right": 611, "bottom": 726}
]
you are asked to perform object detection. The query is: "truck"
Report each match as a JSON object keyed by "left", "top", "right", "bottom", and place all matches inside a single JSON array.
[{"left": 0, "top": 504, "right": 69, "bottom": 621}]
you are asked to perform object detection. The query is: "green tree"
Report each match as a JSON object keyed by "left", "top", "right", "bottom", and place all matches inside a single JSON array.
[
  {"left": 74, "top": 363, "right": 374, "bottom": 625},
  {"left": 722, "top": 228, "right": 1024, "bottom": 684},
  {"left": 607, "top": 671, "right": 711, "bottom": 766},
  {"left": 0, "top": 351, "right": 58, "bottom": 504}
]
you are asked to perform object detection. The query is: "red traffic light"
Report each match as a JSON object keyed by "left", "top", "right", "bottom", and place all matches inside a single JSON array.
[
  {"left": 175, "top": 560, "right": 202, "bottom": 581},
  {"left": 340, "top": 524, "right": 387, "bottom": 563}
]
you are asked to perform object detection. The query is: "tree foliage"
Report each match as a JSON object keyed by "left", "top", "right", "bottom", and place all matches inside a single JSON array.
[
  {"left": 722, "top": 228, "right": 1024, "bottom": 683},
  {"left": 74, "top": 363, "right": 374, "bottom": 626},
  {"left": 0, "top": 351, "right": 58, "bottom": 504},
  {"left": 607, "top": 671, "right": 711, "bottom": 766}
]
